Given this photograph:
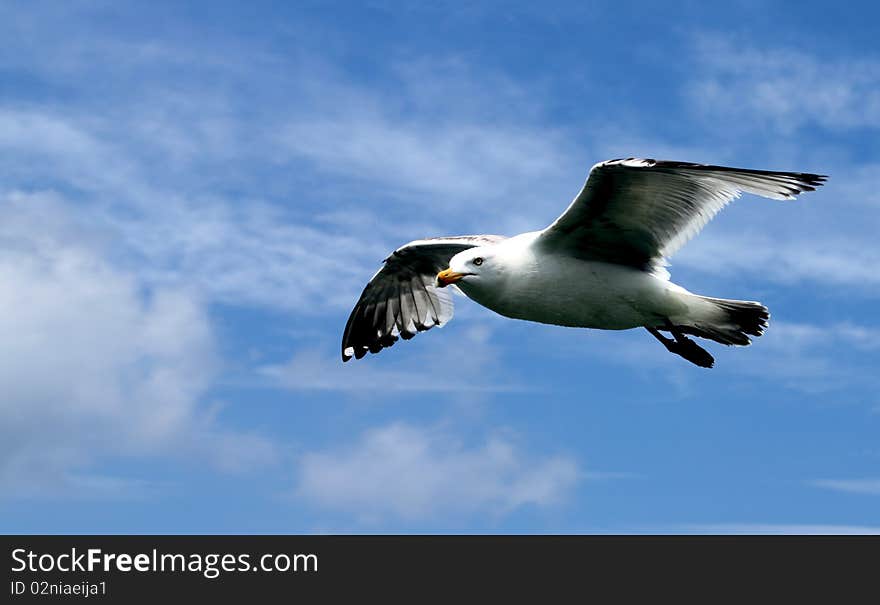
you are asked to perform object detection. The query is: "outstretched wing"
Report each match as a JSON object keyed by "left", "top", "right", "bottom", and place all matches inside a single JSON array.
[
  {"left": 342, "top": 235, "right": 505, "bottom": 361},
  {"left": 535, "top": 158, "right": 826, "bottom": 269}
]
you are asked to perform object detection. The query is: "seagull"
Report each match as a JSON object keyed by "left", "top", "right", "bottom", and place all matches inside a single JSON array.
[{"left": 342, "top": 158, "right": 826, "bottom": 368}]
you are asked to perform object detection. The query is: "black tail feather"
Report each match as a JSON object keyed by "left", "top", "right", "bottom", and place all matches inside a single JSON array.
[{"left": 680, "top": 298, "right": 769, "bottom": 346}]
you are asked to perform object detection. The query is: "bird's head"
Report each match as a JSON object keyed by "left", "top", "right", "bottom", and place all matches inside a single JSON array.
[{"left": 436, "top": 247, "right": 496, "bottom": 288}]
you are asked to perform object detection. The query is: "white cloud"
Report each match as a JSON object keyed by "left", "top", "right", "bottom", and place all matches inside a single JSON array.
[
  {"left": 760, "top": 322, "right": 880, "bottom": 352},
  {"left": 532, "top": 315, "right": 880, "bottom": 395},
  {"left": 688, "top": 34, "right": 880, "bottom": 132},
  {"left": 0, "top": 57, "right": 583, "bottom": 313},
  {"left": 271, "top": 58, "right": 582, "bottom": 238},
  {"left": 0, "top": 105, "right": 410, "bottom": 313},
  {"left": 280, "top": 109, "right": 570, "bottom": 207},
  {"left": 106, "top": 197, "right": 391, "bottom": 312},
  {"left": 676, "top": 231, "right": 880, "bottom": 291},
  {"left": 713, "top": 320, "right": 880, "bottom": 393},
  {"left": 261, "top": 323, "right": 522, "bottom": 395},
  {"left": 0, "top": 108, "right": 145, "bottom": 200},
  {"left": 679, "top": 524, "right": 880, "bottom": 535},
  {"left": 0, "top": 191, "right": 277, "bottom": 496},
  {"left": 295, "top": 422, "right": 580, "bottom": 523},
  {"left": 809, "top": 479, "right": 880, "bottom": 495}
]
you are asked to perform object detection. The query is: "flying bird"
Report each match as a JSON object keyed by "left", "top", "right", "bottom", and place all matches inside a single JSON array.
[{"left": 342, "top": 158, "right": 826, "bottom": 368}]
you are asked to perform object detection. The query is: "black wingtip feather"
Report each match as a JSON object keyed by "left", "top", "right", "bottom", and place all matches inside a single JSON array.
[
  {"left": 605, "top": 158, "right": 829, "bottom": 191},
  {"left": 342, "top": 237, "right": 507, "bottom": 362}
]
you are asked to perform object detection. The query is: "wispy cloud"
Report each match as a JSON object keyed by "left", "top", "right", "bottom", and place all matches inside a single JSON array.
[
  {"left": 295, "top": 422, "right": 581, "bottom": 523},
  {"left": 809, "top": 478, "right": 880, "bottom": 495},
  {"left": 532, "top": 316, "right": 880, "bottom": 396},
  {"left": 678, "top": 524, "right": 880, "bottom": 535},
  {"left": 262, "top": 324, "right": 523, "bottom": 395},
  {"left": 0, "top": 48, "right": 584, "bottom": 314},
  {"left": 687, "top": 34, "right": 880, "bottom": 132},
  {"left": 718, "top": 321, "right": 880, "bottom": 393},
  {"left": 676, "top": 231, "right": 880, "bottom": 292},
  {"left": 279, "top": 103, "right": 570, "bottom": 209}
]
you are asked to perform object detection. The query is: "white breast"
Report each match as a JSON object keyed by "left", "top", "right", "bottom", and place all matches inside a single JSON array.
[{"left": 457, "top": 236, "right": 681, "bottom": 330}]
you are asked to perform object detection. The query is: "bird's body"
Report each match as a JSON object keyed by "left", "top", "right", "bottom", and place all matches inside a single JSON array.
[
  {"left": 455, "top": 232, "right": 656, "bottom": 329},
  {"left": 341, "top": 158, "right": 826, "bottom": 367},
  {"left": 448, "top": 232, "right": 753, "bottom": 349}
]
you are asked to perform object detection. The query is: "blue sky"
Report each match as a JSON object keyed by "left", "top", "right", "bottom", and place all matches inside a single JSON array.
[{"left": 2, "top": 0, "right": 879, "bottom": 533}]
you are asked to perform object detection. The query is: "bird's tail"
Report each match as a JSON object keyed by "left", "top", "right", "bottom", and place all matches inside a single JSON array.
[{"left": 679, "top": 297, "right": 770, "bottom": 346}]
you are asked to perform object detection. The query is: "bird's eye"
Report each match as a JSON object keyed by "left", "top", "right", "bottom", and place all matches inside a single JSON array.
[{"left": 473, "top": 257, "right": 483, "bottom": 266}]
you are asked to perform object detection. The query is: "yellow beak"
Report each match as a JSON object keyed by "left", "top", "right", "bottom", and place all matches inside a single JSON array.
[{"left": 436, "top": 268, "right": 466, "bottom": 287}]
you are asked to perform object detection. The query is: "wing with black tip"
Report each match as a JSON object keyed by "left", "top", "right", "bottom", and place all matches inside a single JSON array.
[
  {"left": 536, "top": 158, "right": 827, "bottom": 270},
  {"left": 341, "top": 235, "right": 505, "bottom": 361}
]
